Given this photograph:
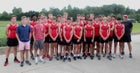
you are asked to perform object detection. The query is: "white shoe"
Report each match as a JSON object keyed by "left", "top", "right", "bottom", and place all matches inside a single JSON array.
[
  {"left": 35, "top": 57, "right": 38, "bottom": 64},
  {"left": 119, "top": 54, "right": 124, "bottom": 59},
  {"left": 39, "top": 56, "right": 46, "bottom": 63},
  {"left": 112, "top": 54, "right": 116, "bottom": 58}
]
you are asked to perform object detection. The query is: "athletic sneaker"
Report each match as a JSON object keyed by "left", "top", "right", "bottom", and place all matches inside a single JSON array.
[
  {"left": 122, "top": 51, "right": 125, "bottom": 55},
  {"left": 20, "top": 61, "right": 24, "bottom": 67},
  {"left": 14, "top": 58, "right": 20, "bottom": 63},
  {"left": 35, "top": 57, "right": 38, "bottom": 64},
  {"left": 84, "top": 55, "right": 87, "bottom": 59},
  {"left": 25, "top": 61, "right": 31, "bottom": 66},
  {"left": 42, "top": 54, "right": 51, "bottom": 59},
  {"left": 55, "top": 56, "right": 59, "bottom": 61},
  {"left": 103, "top": 53, "right": 106, "bottom": 57},
  {"left": 78, "top": 56, "right": 82, "bottom": 59},
  {"left": 60, "top": 56, "right": 63, "bottom": 60},
  {"left": 4, "top": 61, "right": 8, "bottom": 66},
  {"left": 112, "top": 54, "right": 116, "bottom": 58},
  {"left": 129, "top": 53, "right": 133, "bottom": 58},
  {"left": 107, "top": 56, "right": 112, "bottom": 60},
  {"left": 63, "top": 57, "right": 67, "bottom": 62},
  {"left": 40, "top": 57, "right": 46, "bottom": 64},
  {"left": 98, "top": 56, "right": 101, "bottom": 60},
  {"left": 90, "top": 55, "right": 94, "bottom": 60},
  {"left": 49, "top": 57, "right": 53, "bottom": 61},
  {"left": 31, "top": 55, "right": 35, "bottom": 60},
  {"left": 68, "top": 58, "right": 71, "bottom": 62},
  {"left": 71, "top": 53, "right": 74, "bottom": 57},
  {"left": 73, "top": 57, "right": 76, "bottom": 60},
  {"left": 96, "top": 53, "right": 99, "bottom": 57},
  {"left": 119, "top": 54, "right": 124, "bottom": 59}
]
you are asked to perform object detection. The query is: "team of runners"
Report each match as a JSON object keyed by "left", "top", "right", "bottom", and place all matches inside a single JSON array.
[{"left": 4, "top": 12, "right": 133, "bottom": 67}]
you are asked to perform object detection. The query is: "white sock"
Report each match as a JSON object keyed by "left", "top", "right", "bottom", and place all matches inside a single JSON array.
[
  {"left": 68, "top": 56, "right": 71, "bottom": 58},
  {"left": 35, "top": 57, "right": 38, "bottom": 63},
  {"left": 78, "top": 54, "right": 80, "bottom": 56},
  {"left": 39, "top": 56, "right": 44, "bottom": 61}
]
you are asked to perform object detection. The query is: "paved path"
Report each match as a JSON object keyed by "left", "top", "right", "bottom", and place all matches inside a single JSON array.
[{"left": 0, "top": 35, "right": 140, "bottom": 73}]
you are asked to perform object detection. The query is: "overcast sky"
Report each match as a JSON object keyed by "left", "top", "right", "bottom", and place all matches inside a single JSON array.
[{"left": 0, "top": 0, "right": 139, "bottom": 13}]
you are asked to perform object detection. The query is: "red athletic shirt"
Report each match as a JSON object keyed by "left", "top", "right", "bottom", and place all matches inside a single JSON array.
[
  {"left": 85, "top": 25, "right": 93, "bottom": 38},
  {"left": 44, "top": 23, "right": 49, "bottom": 35},
  {"left": 74, "top": 25, "right": 82, "bottom": 39},
  {"left": 64, "top": 25, "right": 73, "bottom": 40},
  {"left": 8, "top": 24, "right": 18, "bottom": 38},
  {"left": 93, "top": 22, "right": 100, "bottom": 37},
  {"left": 50, "top": 24, "right": 58, "bottom": 38},
  {"left": 47, "top": 19, "right": 52, "bottom": 24},
  {"left": 30, "top": 21, "right": 37, "bottom": 32},
  {"left": 61, "top": 23, "right": 66, "bottom": 36},
  {"left": 115, "top": 24, "right": 124, "bottom": 38},
  {"left": 30, "top": 21, "right": 37, "bottom": 27},
  {"left": 100, "top": 24, "right": 110, "bottom": 38},
  {"left": 109, "top": 22, "right": 114, "bottom": 37}
]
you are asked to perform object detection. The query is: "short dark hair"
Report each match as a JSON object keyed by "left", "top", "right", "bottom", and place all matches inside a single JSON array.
[
  {"left": 57, "top": 14, "right": 61, "bottom": 18},
  {"left": 21, "top": 16, "right": 27, "bottom": 20},
  {"left": 11, "top": 15, "right": 17, "bottom": 19},
  {"left": 117, "top": 18, "right": 122, "bottom": 20},
  {"left": 111, "top": 15, "right": 116, "bottom": 18}
]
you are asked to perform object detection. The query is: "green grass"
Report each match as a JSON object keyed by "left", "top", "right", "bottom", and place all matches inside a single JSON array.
[{"left": 132, "top": 23, "right": 140, "bottom": 33}]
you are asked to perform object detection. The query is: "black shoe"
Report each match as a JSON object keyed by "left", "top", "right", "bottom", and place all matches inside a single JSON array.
[
  {"left": 98, "top": 56, "right": 101, "bottom": 60},
  {"left": 68, "top": 58, "right": 71, "bottom": 62},
  {"left": 49, "top": 57, "right": 53, "bottom": 61},
  {"left": 20, "top": 61, "right": 24, "bottom": 67},
  {"left": 25, "top": 61, "right": 31, "bottom": 66},
  {"left": 60, "top": 56, "right": 63, "bottom": 60},
  {"left": 73, "top": 57, "right": 76, "bottom": 60},
  {"left": 122, "top": 51, "right": 125, "bottom": 55},
  {"left": 82, "top": 53, "right": 85, "bottom": 57},
  {"left": 107, "top": 56, "right": 112, "bottom": 60},
  {"left": 90, "top": 55, "right": 94, "bottom": 60},
  {"left": 63, "top": 57, "right": 67, "bottom": 62},
  {"left": 96, "top": 53, "right": 99, "bottom": 57},
  {"left": 71, "top": 53, "right": 74, "bottom": 57},
  {"left": 129, "top": 53, "right": 133, "bottom": 58},
  {"left": 55, "top": 56, "right": 59, "bottom": 61},
  {"left": 31, "top": 55, "right": 35, "bottom": 60},
  {"left": 79, "top": 56, "right": 82, "bottom": 59},
  {"left": 103, "top": 53, "right": 106, "bottom": 57},
  {"left": 84, "top": 55, "right": 87, "bottom": 59}
]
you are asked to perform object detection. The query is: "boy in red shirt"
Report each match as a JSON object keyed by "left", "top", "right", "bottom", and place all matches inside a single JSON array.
[
  {"left": 107, "top": 16, "right": 114, "bottom": 56},
  {"left": 4, "top": 15, "right": 20, "bottom": 66},
  {"left": 114, "top": 18, "right": 125, "bottom": 59},
  {"left": 99, "top": 17, "right": 111, "bottom": 60},
  {"left": 93, "top": 17, "right": 100, "bottom": 58},
  {"left": 73, "top": 20, "right": 83, "bottom": 60},
  {"left": 49, "top": 17, "right": 59, "bottom": 61},
  {"left": 84, "top": 19, "right": 95, "bottom": 60},
  {"left": 63, "top": 18, "right": 73, "bottom": 62},
  {"left": 33, "top": 17, "right": 46, "bottom": 64}
]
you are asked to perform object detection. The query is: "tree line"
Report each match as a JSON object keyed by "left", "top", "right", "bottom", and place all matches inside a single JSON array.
[{"left": 0, "top": 4, "right": 140, "bottom": 22}]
